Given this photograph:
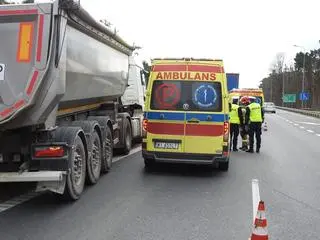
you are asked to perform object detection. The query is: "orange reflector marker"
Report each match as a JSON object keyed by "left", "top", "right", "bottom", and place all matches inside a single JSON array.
[
  {"left": 34, "top": 146, "right": 65, "bottom": 158},
  {"left": 17, "top": 22, "right": 34, "bottom": 62},
  {"left": 142, "top": 119, "right": 148, "bottom": 131},
  {"left": 223, "top": 121, "right": 229, "bottom": 142}
]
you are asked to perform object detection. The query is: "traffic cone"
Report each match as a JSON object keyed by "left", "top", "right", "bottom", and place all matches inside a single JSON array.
[{"left": 250, "top": 201, "right": 268, "bottom": 240}]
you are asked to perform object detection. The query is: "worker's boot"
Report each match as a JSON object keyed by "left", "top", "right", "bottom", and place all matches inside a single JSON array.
[
  {"left": 256, "top": 148, "right": 260, "bottom": 153},
  {"left": 246, "top": 148, "right": 254, "bottom": 153}
]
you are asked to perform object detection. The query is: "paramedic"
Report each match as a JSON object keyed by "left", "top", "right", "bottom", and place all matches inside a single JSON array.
[
  {"left": 245, "top": 97, "right": 264, "bottom": 153},
  {"left": 229, "top": 98, "right": 243, "bottom": 151}
]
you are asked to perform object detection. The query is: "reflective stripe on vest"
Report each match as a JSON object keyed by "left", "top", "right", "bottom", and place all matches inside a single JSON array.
[
  {"left": 249, "top": 102, "right": 262, "bottom": 122},
  {"left": 230, "top": 104, "right": 240, "bottom": 124}
]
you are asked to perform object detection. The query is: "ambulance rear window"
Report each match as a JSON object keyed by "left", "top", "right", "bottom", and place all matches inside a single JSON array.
[{"left": 150, "top": 80, "right": 222, "bottom": 112}]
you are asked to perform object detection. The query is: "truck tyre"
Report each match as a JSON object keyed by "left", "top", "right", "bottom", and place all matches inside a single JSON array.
[
  {"left": 70, "top": 121, "right": 102, "bottom": 185},
  {"left": 102, "top": 126, "right": 113, "bottom": 173},
  {"left": 121, "top": 118, "right": 132, "bottom": 155},
  {"left": 219, "top": 162, "right": 229, "bottom": 172},
  {"left": 63, "top": 135, "right": 87, "bottom": 201},
  {"left": 86, "top": 130, "right": 102, "bottom": 185},
  {"left": 87, "top": 116, "right": 113, "bottom": 173}
]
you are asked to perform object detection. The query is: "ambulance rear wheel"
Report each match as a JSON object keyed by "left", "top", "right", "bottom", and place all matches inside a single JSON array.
[
  {"left": 144, "top": 158, "right": 155, "bottom": 170},
  {"left": 219, "top": 162, "right": 229, "bottom": 171}
]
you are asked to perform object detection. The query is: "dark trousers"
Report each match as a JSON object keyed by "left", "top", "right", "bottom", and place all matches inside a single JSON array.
[
  {"left": 230, "top": 123, "right": 239, "bottom": 150},
  {"left": 240, "top": 126, "right": 249, "bottom": 148},
  {"left": 248, "top": 122, "right": 262, "bottom": 150}
]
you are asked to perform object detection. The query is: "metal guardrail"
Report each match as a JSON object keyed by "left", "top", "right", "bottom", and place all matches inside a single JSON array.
[{"left": 276, "top": 106, "right": 320, "bottom": 118}]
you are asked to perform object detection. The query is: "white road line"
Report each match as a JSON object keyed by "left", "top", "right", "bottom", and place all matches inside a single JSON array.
[
  {"left": 300, "top": 126, "right": 305, "bottom": 129},
  {"left": 251, "top": 179, "right": 260, "bottom": 224},
  {"left": 294, "top": 123, "right": 299, "bottom": 126},
  {"left": 297, "top": 121, "right": 320, "bottom": 126},
  {"left": 307, "top": 130, "right": 315, "bottom": 133},
  {"left": 316, "top": 134, "right": 320, "bottom": 137},
  {"left": 113, "top": 146, "right": 142, "bottom": 163},
  {"left": 0, "top": 191, "right": 41, "bottom": 213}
]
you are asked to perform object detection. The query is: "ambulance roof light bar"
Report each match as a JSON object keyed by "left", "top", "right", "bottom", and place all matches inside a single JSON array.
[{"left": 151, "top": 57, "right": 223, "bottom": 62}]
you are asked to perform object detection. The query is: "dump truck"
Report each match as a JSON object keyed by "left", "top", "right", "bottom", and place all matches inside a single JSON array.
[{"left": 0, "top": 0, "right": 146, "bottom": 200}]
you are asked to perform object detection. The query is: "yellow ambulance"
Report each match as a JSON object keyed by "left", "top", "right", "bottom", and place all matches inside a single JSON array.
[
  {"left": 142, "top": 58, "right": 230, "bottom": 171},
  {"left": 229, "top": 88, "right": 265, "bottom": 106}
]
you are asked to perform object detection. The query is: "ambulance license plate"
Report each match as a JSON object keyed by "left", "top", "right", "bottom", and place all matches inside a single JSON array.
[{"left": 154, "top": 142, "right": 179, "bottom": 149}]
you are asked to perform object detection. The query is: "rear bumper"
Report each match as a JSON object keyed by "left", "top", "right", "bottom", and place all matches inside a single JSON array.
[
  {"left": 0, "top": 171, "right": 66, "bottom": 183},
  {"left": 142, "top": 150, "right": 229, "bottom": 165}
]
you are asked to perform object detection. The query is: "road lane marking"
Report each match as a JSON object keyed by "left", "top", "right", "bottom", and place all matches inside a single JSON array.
[
  {"left": 251, "top": 179, "right": 260, "bottom": 224},
  {"left": 300, "top": 126, "right": 305, "bottom": 129},
  {"left": 294, "top": 123, "right": 299, "bottom": 126},
  {"left": 307, "top": 130, "right": 314, "bottom": 133},
  {"left": 113, "top": 146, "right": 142, "bottom": 163},
  {"left": 296, "top": 121, "right": 320, "bottom": 126},
  {"left": 0, "top": 145, "right": 142, "bottom": 214},
  {"left": 316, "top": 134, "right": 320, "bottom": 137},
  {"left": 0, "top": 191, "right": 41, "bottom": 213}
]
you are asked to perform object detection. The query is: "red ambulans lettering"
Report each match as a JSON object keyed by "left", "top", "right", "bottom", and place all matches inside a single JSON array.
[{"left": 155, "top": 72, "right": 216, "bottom": 81}]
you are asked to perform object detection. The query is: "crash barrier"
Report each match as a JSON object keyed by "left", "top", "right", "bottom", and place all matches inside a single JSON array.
[
  {"left": 249, "top": 179, "right": 269, "bottom": 240},
  {"left": 276, "top": 106, "right": 320, "bottom": 119}
]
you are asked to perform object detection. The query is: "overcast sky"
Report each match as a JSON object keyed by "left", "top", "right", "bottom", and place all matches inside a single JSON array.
[{"left": 34, "top": 0, "right": 320, "bottom": 87}]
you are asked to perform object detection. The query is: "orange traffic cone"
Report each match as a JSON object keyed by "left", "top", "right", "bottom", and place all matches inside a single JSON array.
[{"left": 250, "top": 201, "right": 268, "bottom": 240}]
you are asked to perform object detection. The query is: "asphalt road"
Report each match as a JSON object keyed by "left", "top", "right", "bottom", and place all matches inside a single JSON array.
[{"left": 0, "top": 110, "right": 320, "bottom": 239}]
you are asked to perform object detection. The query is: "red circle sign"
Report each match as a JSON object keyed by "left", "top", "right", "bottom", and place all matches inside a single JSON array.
[{"left": 155, "top": 83, "right": 181, "bottom": 108}]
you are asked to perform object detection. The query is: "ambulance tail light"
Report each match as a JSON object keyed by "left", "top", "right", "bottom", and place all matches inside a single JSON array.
[
  {"left": 142, "top": 119, "right": 148, "bottom": 132},
  {"left": 223, "top": 121, "right": 229, "bottom": 142}
]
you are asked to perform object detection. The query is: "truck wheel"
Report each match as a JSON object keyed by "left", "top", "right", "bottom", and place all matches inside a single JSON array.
[
  {"left": 87, "top": 130, "right": 102, "bottom": 185},
  {"left": 219, "top": 162, "right": 229, "bottom": 172},
  {"left": 122, "top": 118, "right": 132, "bottom": 155},
  {"left": 63, "top": 135, "right": 86, "bottom": 201},
  {"left": 87, "top": 116, "right": 113, "bottom": 173},
  {"left": 101, "top": 126, "right": 113, "bottom": 173}
]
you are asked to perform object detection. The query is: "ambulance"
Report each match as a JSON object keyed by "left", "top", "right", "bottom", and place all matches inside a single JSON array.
[
  {"left": 142, "top": 58, "right": 230, "bottom": 171},
  {"left": 229, "top": 88, "right": 265, "bottom": 106}
]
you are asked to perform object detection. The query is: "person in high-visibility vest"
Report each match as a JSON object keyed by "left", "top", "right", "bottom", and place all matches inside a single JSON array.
[
  {"left": 239, "top": 96, "right": 250, "bottom": 151},
  {"left": 245, "top": 97, "right": 264, "bottom": 153},
  {"left": 229, "top": 97, "right": 243, "bottom": 151}
]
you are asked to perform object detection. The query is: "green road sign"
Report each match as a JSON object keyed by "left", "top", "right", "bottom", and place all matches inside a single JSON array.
[{"left": 282, "top": 94, "right": 296, "bottom": 103}]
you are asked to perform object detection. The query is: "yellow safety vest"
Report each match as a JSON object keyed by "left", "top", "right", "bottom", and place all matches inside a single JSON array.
[
  {"left": 249, "top": 102, "right": 262, "bottom": 122},
  {"left": 230, "top": 104, "right": 240, "bottom": 124}
]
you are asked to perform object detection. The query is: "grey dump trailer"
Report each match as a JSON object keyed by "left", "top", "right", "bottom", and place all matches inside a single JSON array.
[{"left": 0, "top": 0, "right": 145, "bottom": 200}]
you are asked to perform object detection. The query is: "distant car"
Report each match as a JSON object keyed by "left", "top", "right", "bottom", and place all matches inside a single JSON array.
[{"left": 263, "top": 102, "right": 276, "bottom": 113}]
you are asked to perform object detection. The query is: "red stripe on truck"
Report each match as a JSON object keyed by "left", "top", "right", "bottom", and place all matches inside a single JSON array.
[
  {"left": 14, "top": 99, "right": 26, "bottom": 109},
  {"left": 26, "top": 70, "right": 39, "bottom": 96},
  {"left": 0, "top": 99, "right": 25, "bottom": 118},
  {"left": 36, "top": 14, "right": 44, "bottom": 62},
  {"left": 0, "top": 9, "right": 38, "bottom": 16}
]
